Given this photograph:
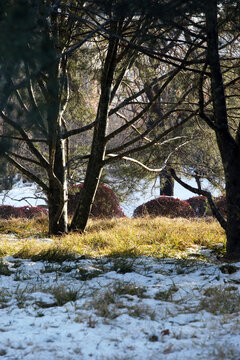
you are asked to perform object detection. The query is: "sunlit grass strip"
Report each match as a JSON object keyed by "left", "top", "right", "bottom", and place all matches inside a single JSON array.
[
  {"left": 0, "top": 216, "right": 48, "bottom": 238},
  {"left": 0, "top": 216, "right": 226, "bottom": 260}
]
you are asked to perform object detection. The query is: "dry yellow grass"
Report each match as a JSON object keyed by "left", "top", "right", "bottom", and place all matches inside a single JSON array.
[
  {"left": 0, "top": 216, "right": 226, "bottom": 260},
  {"left": 0, "top": 216, "right": 48, "bottom": 238}
]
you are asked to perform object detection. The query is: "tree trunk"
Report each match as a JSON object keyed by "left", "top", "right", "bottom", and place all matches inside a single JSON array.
[
  {"left": 48, "top": 137, "right": 68, "bottom": 235},
  {"left": 69, "top": 159, "right": 103, "bottom": 232},
  {"left": 225, "top": 158, "right": 240, "bottom": 259},
  {"left": 70, "top": 22, "right": 119, "bottom": 232},
  {"left": 160, "top": 170, "right": 174, "bottom": 196},
  {"left": 205, "top": 1, "right": 240, "bottom": 259}
]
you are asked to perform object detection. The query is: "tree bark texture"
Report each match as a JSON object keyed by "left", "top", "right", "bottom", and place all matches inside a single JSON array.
[{"left": 205, "top": 1, "right": 240, "bottom": 259}]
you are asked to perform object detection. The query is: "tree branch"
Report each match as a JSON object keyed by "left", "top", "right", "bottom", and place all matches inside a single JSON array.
[
  {"left": 169, "top": 168, "right": 227, "bottom": 230},
  {"left": 0, "top": 112, "right": 49, "bottom": 170},
  {"left": 108, "top": 70, "right": 177, "bottom": 116},
  {"left": 0, "top": 135, "right": 47, "bottom": 143},
  {"left": 105, "top": 139, "right": 191, "bottom": 172},
  {"left": 107, "top": 86, "right": 194, "bottom": 153},
  {"left": 3, "top": 154, "right": 49, "bottom": 193},
  {"left": 7, "top": 152, "right": 41, "bottom": 166},
  {"left": 106, "top": 68, "right": 180, "bottom": 142},
  {"left": 61, "top": 121, "right": 96, "bottom": 139}
]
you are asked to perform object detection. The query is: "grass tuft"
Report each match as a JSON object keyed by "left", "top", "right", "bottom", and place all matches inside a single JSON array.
[
  {"left": 50, "top": 285, "right": 80, "bottom": 306},
  {"left": 31, "top": 247, "right": 77, "bottom": 263},
  {"left": 111, "top": 258, "right": 136, "bottom": 274},
  {"left": 127, "top": 304, "right": 156, "bottom": 320},
  {"left": 154, "top": 284, "right": 178, "bottom": 301},
  {"left": 200, "top": 286, "right": 240, "bottom": 314},
  {"left": 0, "top": 259, "right": 13, "bottom": 276},
  {"left": 87, "top": 281, "right": 148, "bottom": 319},
  {"left": 13, "top": 244, "right": 77, "bottom": 263}
]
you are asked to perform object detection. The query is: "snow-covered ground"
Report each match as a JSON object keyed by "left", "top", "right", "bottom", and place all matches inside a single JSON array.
[{"left": 0, "top": 240, "right": 240, "bottom": 360}]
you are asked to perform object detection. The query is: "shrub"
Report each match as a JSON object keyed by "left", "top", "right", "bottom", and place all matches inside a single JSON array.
[
  {"left": 186, "top": 196, "right": 208, "bottom": 217},
  {"left": 0, "top": 205, "right": 47, "bottom": 219},
  {"left": 133, "top": 196, "right": 194, "bottom": 218},
  {"left": 187, "top": 195, "right": 227, "bottom": 218},
  {"left": 68, "top": 183, "right": 125, "bottom": 218},
  {"left": 214, "top": 196, "right": 227, "bottom": 217}
]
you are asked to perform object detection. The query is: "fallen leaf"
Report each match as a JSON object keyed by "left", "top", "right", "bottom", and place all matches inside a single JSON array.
[{"left": 161, "top": 329, "right": 170, "bottom": 336}]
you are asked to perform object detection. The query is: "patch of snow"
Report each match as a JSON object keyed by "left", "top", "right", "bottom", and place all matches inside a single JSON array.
[
  {"left": 0, "top": 180, "right": 46, "bottom": 207},
  {"left": 0, "top": 253, "right": 240, "bottom": 359}
]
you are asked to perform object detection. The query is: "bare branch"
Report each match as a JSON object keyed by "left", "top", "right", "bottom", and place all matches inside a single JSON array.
[
  {"left": 24, "top": 63, "right": 48, "bottom": 136},
  {"left": 58, "top": 19, "right": 111, "bottom": 59},
  {"left": 65, "top": 154, "right": 90, "bottom": 168},
  {"left": 61, "top": 121, "right": 96, "bottom": 139},
  {"left": 109, "top": 70, "right": 178, "bottom": 117},
  {"left": 115, "top": 111, "right": 151, "bottom": 142},
  {"left": 106, "top": 154, "right": 165, "bottom": 173},
  {"left": 0, "top": 112, "right": 49, "bottom": 170},
  {"left": 106, "top": 68, "right": 181, "bottom": 142},
  {"left": 104, "top": 110, "right": 197, "bottom": 164},
  {"left": 3, "top": 153, "right": 49, "bottom": 193},
  {"left": 169, "top": 168, "right": 227, "bottom": 230},
  {"left": 7, "top": 152, "right": 41, "bottom": 166},
  {"left": 107, "top": 86, "right": 194, "bottom": 153},
  {"left": 105, "top": 140, "right": 191, "bottom": 172},
  {"left": 0, "top": 135, "right": 47, "bottom": 143}
]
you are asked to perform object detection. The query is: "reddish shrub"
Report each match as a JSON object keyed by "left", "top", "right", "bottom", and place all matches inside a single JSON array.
[
  {"left": 68, "top": 183, "right": 125, "bottom": 218},
  {"left": 187, "top": 195, "right": 227, "bottom": 218},
  {"left": 186, "top": 196, "right": 208, "bottom": 217},
  {"left": 133, "top": 196, "right": 194, "bottom": 218},
  {"left": 214, "top": 196, "right": 227, "bottom": 217},
  {"left": 21, "top": 206, "right": 48, "bottom": 218},
  {"left": 0, "top": 205, "right": 47, "bottom": 219}
]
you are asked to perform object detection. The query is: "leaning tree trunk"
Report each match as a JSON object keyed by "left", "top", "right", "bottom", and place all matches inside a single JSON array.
[
  {"left": 70, "top": 22, "right": 119, "bottom": 232},
  {"left": 205, "top": 1, "right": 240, "bottom": 259}
]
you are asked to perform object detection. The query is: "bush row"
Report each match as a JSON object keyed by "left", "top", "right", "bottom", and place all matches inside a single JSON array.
[
  {"left": 133, "top": 195, "right": 227, "bottom": 218},
  {"left": 0, "top": 184, "right": 125, "bottom": 220},
  {"left": 0, "top": 205, "right": 47, "bottom": 219},
  {"left": 0, "top": 190, "right": 226, "bottom": 220}
]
